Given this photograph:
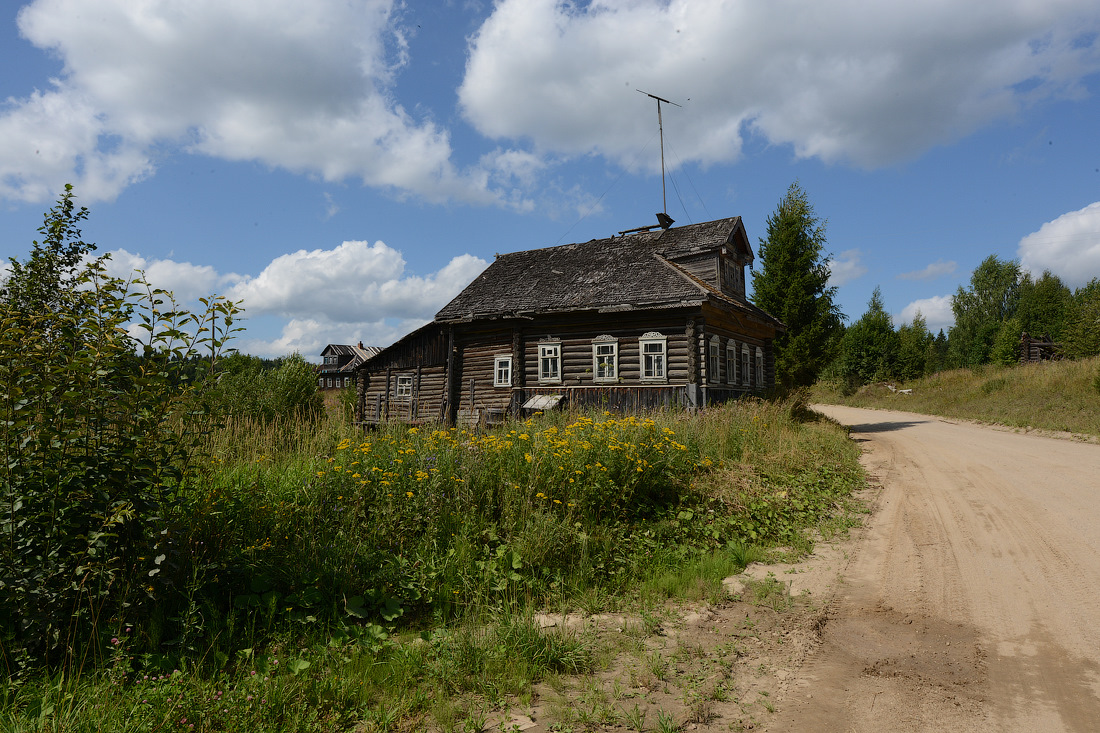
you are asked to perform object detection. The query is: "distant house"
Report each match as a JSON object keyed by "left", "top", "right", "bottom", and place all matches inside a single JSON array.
[
  {"left": 354, "top": 216, "right": 785, "bottom": 425},
  {"left": 318, "top": 343, "right": 381, "bottom": 390}
]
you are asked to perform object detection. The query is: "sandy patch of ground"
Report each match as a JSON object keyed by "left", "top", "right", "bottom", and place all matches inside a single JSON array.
[{"left": 474, "top": 512, "right": 871, "bottom": 733}]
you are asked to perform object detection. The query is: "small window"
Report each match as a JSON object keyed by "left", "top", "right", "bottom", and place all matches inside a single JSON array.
[
  {"left": 755, "top": 347, "right": 764, "bottom": 388},
  {"left": 318, "top": 378, "right": 324, "bottom": 388},
  {"left": 324, "top": 355, "right": 337, "bottom": 365},
  {"left": 344, "top": 377, "right": 351, "bottom": 388},
  {"left": 395, "top": 375, "right": 413, "bottom": 399},
  {"left": 741, "top": 346, "right": 750, "bottom": 386},
  {"left": 494, "top": 356, "right": 512, "bottom": 387},
  {"left": 539, "top": 343, "right": 561, "bottom": 383},
  {"left": 327, "top": 377, "right": 333, "bottom": 388},
  {"left": 640, "top": 332, "right": 667, "bottom": 381},
  {"left": 708, "top": 336, "right": 720, "bottom": 383},
  {"left": 592, "top": 336, "right": 618, "bottom": 382},
  {"left": 726, "top": 342, "right": 736, "bottom": 385}
]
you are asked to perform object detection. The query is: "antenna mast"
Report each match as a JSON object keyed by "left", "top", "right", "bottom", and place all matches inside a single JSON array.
[{"left": 637, "top": 90, "right": 681, "bottom": 217}]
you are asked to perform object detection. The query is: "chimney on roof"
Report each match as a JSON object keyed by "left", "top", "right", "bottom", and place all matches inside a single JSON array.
[{"left": 358, "top": 341, "right": 364, "bottom": 349}]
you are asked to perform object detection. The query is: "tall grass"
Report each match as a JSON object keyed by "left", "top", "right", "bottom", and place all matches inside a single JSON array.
[
  {"left": 815, "top": 356, "right": 1100, "bottom": 436},
  {"left": 2, "top": 397, "right": 864, "bottom": 732}
]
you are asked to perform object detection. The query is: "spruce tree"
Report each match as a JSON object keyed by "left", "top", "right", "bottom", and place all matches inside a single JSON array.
[{"left": 751, "top": 182, "right": 843, "bottom": 389}]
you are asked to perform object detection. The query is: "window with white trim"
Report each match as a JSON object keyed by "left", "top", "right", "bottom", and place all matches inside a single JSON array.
[
  {"left": 395, "top": 375, "right": 413, "bottom": 399},
  {"left": 494, "top": 356, "right": 512, "bottom": 387},
  {"left": 640, "top": 332, "right": 667, "bottom": 381},
  {"left": 324, "top": 355, "right": 338, "bottom": 365},
  {"left": 741, "top": 346, "right": 750, "bottom": 386},
  {"left": 327, "top": 377, "right": 333, "bottom": 388},
  {"left": 708, "top": 336, "right": 720, "bottom": 383},
  {"left": 318, "top": 378, "right": 324, "bottom": 388},
  {"left": 592, "top": 336, "right": 618, "bottom": 382},
  {"left": 726, "top": 342, "right": 737, "bottom": 385},
  {"left": 755, "top": 347, "right": 764, "bottom": 388},
  {"left": 344, "top": 377, "right": 351, "bottom": 388},
  {"left": 539, "top": 342, "right": 561, "bottom": 383}
]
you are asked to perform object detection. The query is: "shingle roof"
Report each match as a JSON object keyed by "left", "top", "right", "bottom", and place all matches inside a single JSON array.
[
  {"left": 435, "top": 217, "right": 781, "bottom": 329},
  {"left": 319, "top": 343, "right": 382, "bottom": 372}
]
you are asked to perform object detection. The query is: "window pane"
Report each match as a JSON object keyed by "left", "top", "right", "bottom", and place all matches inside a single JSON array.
[
  {"left": 539, "top": 345, "right": 559, "bottom": 381},
  {"left": 642, "top": 341, "right": 665, "bottom": 378},
  {"left": 595, "top": 342, "right": 616, "bottom": 379}
]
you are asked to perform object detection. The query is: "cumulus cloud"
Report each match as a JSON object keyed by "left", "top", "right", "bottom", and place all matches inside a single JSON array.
[
  {"left": 227, "top": 240, "right": 488, "bottom": 322},
  {"left": 899, "top": 295, "right": 954, "bottom": 332},
  {"left": 898, "top": 259, "right": 958, "bottom": 281},
  {"left": 100, "top": 249, "right": 240, "bottom": 303},
  {"left": 96, "top": 239, "right": 487, "bottom": 359},
  {"left": 460, "top": 0, "right": 1100, "bottom": 170},
  {"left": 826, "top": 249, "right": 868, "bottom": 286},
  {"left": 1018, "top": 201, "right": 1100, "bottom": 288},
  {"left": 1, "top": 0, "right": 496, "bottom": 205}
]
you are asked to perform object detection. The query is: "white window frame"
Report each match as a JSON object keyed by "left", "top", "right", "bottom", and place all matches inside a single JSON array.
[
  {"left": 494, "top": 355, "right": 513, "bottom": 387},
  {"left": 538, "top": 342, "right": 561, "bottom": 384},
  {"left": 395, "top": 374, "right": 413, "bottom": 400},
  {"left": 592, "top": 336, "right": 618, "bottom": 383},
  {"left": 318, "top": 378, "right": 324, "bottom": 388},
  {"left": 755, "top": 347, "right": 764, "bottom": 388},
  {"left": 640, "top": 332, "right": 667, "bottom": 382},
  {"left": 708, "top": 336, "right": 720, "bottom": 383},
  {"left": 726, "top": 342, "right": 737, "bottom": 385},
  {"left": 343, "top": 377, "right": 351, "bottom": 388},
  {"left": 327, "top": 377, "right": 333, "bottom": 388},
  {"left": 741, "top": 345, "right": 750, "bottom": 387}
]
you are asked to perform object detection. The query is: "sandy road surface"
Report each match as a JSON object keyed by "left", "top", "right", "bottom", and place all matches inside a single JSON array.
[{"left": 770, "top": 406, "right": 1100, "bottom": 733}]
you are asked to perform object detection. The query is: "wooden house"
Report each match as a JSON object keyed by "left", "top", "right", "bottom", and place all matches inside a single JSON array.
[
  {"left": 355, "top": 216, "right": 785, "bottom": 425},
  {"left": 318, "top": 342, "right": 381, "bottom": 390}
]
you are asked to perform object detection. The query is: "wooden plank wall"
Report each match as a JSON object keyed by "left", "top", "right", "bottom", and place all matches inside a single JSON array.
[{"left": 360, "top": 364, "right": 447, "bottom": 424}]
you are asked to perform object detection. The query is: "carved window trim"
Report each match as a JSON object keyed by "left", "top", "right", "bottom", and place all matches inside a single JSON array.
[{"left": 640, "top": 332, "right": 667, "bottom": 382}]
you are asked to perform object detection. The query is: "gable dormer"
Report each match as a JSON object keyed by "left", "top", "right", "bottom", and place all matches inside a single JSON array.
[{"left": 661, "top": 217, "right": 754, "bottom": 300}]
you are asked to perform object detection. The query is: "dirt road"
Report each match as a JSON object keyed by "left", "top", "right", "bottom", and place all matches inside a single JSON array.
[{"left": 769, "top": 405, "right": 1100, "bottom": 732}]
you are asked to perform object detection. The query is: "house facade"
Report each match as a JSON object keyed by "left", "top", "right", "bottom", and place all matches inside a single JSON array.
[
  {"left": 318, "top": 343, "right": 381, "bottom": 390},
  {"left": 355, "top": 217, "right": 785, "bottom": 425}
]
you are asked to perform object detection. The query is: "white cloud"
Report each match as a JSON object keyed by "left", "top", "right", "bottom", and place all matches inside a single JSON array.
[
  {"left": 100, "top": 249, "right": 239, "bottom": 304},
  {"left": 234, "top": 316, "right": 428, "bottom": 361},
  {"left": 899, "top": 295, "right": 954, "bottom": 333},
  {"left": 226, "top": 240, "right": 487, "bottom": 323},
  {"left": 1, "top": 0, "right": 498, "bottom": 205},
  {"left": 898, "top": 259, "right": 957, "bottom": 281},
  {"left": 826, "top": 249, "right": 867, "bottom": 286},
  {"left": 95, "top": 238, "right": 487, "bottom": 358},
  {"left": 460, "top": 0, "right": 1100, "bottom": 170},
  {"left": 1018, "top": 201, "right": 1100, "bottom": 288}
]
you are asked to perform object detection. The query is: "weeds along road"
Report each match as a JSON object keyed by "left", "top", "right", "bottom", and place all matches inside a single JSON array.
[{"left": 770, "top": 405, "right": 1100, "bottom": 733}]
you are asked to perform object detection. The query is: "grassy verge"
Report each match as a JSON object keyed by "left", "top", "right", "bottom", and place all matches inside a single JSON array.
[
  {"left": 814, "top": 355, "right": 1100, "bottom": 437},
  {"left": 3, "top": 396, "right": 864, "bottom": 732}
]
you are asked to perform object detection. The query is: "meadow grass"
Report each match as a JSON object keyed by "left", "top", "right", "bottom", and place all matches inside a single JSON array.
[
  {"left": 3, "top": 396, "right": 864, "bottom": 732},
  {"left": 815, "top": 355, "right": 1100, "bottom": 436}
]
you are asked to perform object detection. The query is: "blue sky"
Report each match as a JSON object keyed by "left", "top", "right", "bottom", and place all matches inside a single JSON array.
[{"left": 2, "top": 0, "right": 1099, "bottom": 358}]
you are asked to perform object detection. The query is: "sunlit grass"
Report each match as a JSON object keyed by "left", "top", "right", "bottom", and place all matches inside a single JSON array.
[
  {"left": 815, "top": 355, "right": 1100, "bottom": 436},
  {"left": 3, "top": 396, "right": 865, "bottom": 732}
]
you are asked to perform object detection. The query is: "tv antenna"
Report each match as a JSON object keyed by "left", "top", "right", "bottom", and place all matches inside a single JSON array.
[{"left": 637, "top": 89, "right": 681, "bottom": 228}]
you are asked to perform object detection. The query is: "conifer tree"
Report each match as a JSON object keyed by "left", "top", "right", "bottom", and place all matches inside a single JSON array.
[{"left": 751, "top": 182, "right": 843, "bottom": 389}]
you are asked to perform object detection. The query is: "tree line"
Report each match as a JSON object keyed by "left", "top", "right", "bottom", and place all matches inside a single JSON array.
[{"left": 752, "top": 183, "right": 1100, "bottom": 393}]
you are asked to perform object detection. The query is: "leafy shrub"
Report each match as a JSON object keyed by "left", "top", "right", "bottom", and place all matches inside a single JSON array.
[
  {"left": 0, "top": 187, "right": 239, "bottom": 674},
  {"left": 207, "top": 352, "right": 321, "bottom": 422}
]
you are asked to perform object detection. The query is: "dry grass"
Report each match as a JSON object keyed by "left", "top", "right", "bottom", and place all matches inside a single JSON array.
[{"left": 815, "top": 356, "right": 1100, "bottom": 436}]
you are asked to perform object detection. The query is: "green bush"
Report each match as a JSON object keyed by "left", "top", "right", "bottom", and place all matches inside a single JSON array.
[
  {"left": 207, "top": 352, "right": 322, "bottom": 422},
  {"left": 0, "top": 187, "right": 239, "bottom": 675}
]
